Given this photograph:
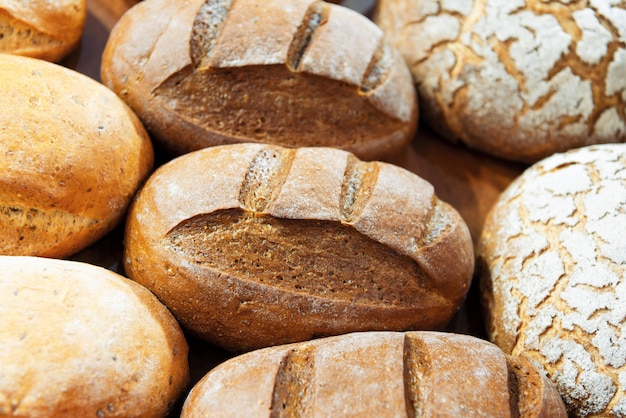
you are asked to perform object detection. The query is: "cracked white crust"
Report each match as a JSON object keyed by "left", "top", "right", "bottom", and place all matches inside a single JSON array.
[
  {"left": 375, "top": 0, "right": 626, "bottom": 163},
  {"left": 478, "top": 144, "right": 626, "bottom": 416}
]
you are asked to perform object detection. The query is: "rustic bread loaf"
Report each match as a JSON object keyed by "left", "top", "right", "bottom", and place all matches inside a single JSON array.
[
  {"left": 0, "top": 255, "right": 189, "bottom": 417},
  {"left": 101, "top": 0, "right": 417, "bottom": 160},
  {"left": 124, "top": 143, "right": 474, "bottom": 352},
  {"left": 0, "top": 53, "right": 153, "bottom": 258},
  {"left": 0, "top": 0, "right": 86, "bottom": 62},
  {"left": 478, "top": 144, "right": 626, "bottom": 416},
  {"left": 181, "top": 331, "right": 567, "bottom": 417},
  {"left": 374, "top": 0, "right": 626, "bottom": 163}
]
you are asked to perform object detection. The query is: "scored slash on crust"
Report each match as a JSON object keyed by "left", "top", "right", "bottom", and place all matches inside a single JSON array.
[
  {"left": 191, "top": 0, "right": 232, "bottom": 68},
  {"left": 238, "top": 146, "right": 381, "bottom": 224},
  {"left": 287, "top": 1, "right": 329, "bottom": 72}
]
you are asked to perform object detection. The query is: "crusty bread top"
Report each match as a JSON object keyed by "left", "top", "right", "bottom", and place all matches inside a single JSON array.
[
  {"left": 107, "top": 0, "right": 413, "bottom": 121},
  {"left": 130, "top": 143, "right": 474, "bottom": 308},
  {"left": 101, "top": 0, "right": 417, "bottom": 158},
  {"left": 478, "top": 144, "right": 626, "bottom": 416},
  {"left": 0, "top": 255, "right": 189, "bottom": 417},
  {"left": 182, "top": 331, "right": 566, "bottom": 417},
  {"left": 374, "top": 0, "right": 626, "bottom": 163},
  {"left": 0, "top": 54, "right": 152, "bottom": 219},
  {"left": 0, "top": 53, "right": 153, "bottom": 257},
  {"left": 0, "top": 0, "right": 86, "bottom": 61}
]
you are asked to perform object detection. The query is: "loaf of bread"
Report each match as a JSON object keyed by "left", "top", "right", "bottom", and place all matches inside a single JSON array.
[
  {"left": 478, "top": 144, "right": 626, "bottom": 416},
  {"left": 0, "top": 0, "right": 86, "bottom": 62},
  {"left": 101, "top": 0, "right": 417, "bottom": 160},
  {"left": 374, "top": 0, "right": 626, "bottom": 163},
  {"left": 181, "top": 331, "right": 567, "bottom": 417},
  {"left": 0, "top": 255, "right": 189, "bottom": 417},
  {"left": 0, "top": 53, "right": 153, "bottom": 258},
  {"left": 124, "top": 143, "right": 474, "bottom": 352}
]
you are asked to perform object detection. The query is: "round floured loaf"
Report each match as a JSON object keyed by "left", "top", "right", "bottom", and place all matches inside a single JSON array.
[
  {"left": 374, "top": 0, "right": 626, "bottom": 163},
  {"left": 124, "top": 143, "right": 474, "bottom": 352},
  {"left": 101, "top": 0, "right": 417, "bottom": 160},
  {"left": 181, "top": 331, "right": 567, "bottom": 417},
  {"left": 0, "top": 53, "right": 153, "bottom": 258},
  {"left": 0, "top": 255, "right": 189, "bottom": 417},
  {"left": 0, "top": 0, "right": 86, "bottom": 62},
  {"left": 478, "top": 144, "right": 626, "bottom": 416}
]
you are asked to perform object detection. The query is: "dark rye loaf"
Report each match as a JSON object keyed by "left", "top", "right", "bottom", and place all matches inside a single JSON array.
[
  {"left": 101, "top": 0, "right": 418, "bottom": 160},
  {"left": 124, "top": 144, "right": 474, "bottom": 352}
]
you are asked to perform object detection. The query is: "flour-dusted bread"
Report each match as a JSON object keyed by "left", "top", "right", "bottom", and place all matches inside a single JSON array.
[
  {"left": 0, "top": 0, "right": 86, "bottom": 62},
  {"left": 181, "top": 331, "right": 566, "bottom": 417},
  {"left": 478, "top": 144, "right": 626, "bottom": 416},
  {"left": 0, "top": 54, "right": 153, "bottom": 258},
  {"left": 124, "top": 144, "right": 474, "bottom": 352},
  {"left": 101, "top": 0, "right": 417, "bottom": 160},
  {"left": 374, "top": 0, "right": 626, "bottom": 163},
  {"left": 0, "top": 255, "right": 189, "bottom": 417}
]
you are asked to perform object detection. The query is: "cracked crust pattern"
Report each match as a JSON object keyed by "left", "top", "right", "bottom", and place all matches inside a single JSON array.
[
  {"left": 375, "top": 0, "right": 626, "bottom": 163},
  {"left": 478, "top": 144, "right": 626, "bottom": 416}
]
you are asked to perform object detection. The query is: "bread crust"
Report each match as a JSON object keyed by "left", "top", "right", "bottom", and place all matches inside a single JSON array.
[
  {"left": 124, "top": 144, "right": 473, "bottom": 352},
  {"left": 0, "top": 54, "right": 153, "bottom": 258},
  {"left": 374, "top": 0, "right": 626, "bottom": 163},
  {"left": 0, "top": 255, "right": 189, "bottom": 417},
  {"left": 181, "top": 331, "right": 567, "bottom": 417},
  {"left": 101, "top": 0, "right": 418, "bottom": 160},
  {"left": 0, "top": 0, "right": 86, "bottom": 62},
  {"left": 478, "top": 144, "right": 626, "bottom": 416}
]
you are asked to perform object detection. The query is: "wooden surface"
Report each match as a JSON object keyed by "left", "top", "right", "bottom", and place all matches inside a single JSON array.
[{"left": 63, "top": 0, "right": 529, "bottom": 409}]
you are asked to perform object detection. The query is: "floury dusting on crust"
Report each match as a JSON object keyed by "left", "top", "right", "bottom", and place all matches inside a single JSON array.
[
  {"left": 375, "top": 0, "right": 626, "bottom": 162},
  {"left": 480, "top": 144, "right": 626, "bottom": 416},
  {"left": 102, "top": 0, "right": 418, "bottom": 159}
]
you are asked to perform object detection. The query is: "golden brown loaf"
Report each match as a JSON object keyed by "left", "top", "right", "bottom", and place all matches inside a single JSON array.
[
  {"left": 374, "top": 0, "right": 626, "bottom": 163},
  {"left": 0, "top": 255, "right": 189, "bottom": 418},
  {"left": 0, "top": 54, "right": 153, "bottom": 258},
  {"left": 181, "top": 331, "right": 567, "bottom": 417},
  {"left": 124, "top": 143, "right": 474, "bottom": 352},
  {"left": 478, "top": 144, "right": 626, "bottom": 416},
  {"left": 0, "top": 0, "right": 86, "bottom": 62},
  {"left": 101, "top": 0, "right": 418, "bottom": 160}
]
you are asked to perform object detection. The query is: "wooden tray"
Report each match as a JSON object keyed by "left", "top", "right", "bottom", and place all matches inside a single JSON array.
[{"left": 65, "top": 0, "right": 529, "bottom": 411}]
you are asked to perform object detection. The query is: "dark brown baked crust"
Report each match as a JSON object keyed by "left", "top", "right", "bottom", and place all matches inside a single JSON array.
[
  {"left": 101, "top": 0, "right": 417, "bottom": 160},
  {"left": 124, "top": 144, "right": 474, "bottom": 352}
]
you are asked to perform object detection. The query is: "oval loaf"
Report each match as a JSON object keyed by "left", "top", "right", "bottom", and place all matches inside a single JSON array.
[
  {"left": 0, "top": 0, "right": 86, "bottom": 62},
  {"left": 0, "top": 255, "right": 189, "bottom": 418},
  {"left": 479, "top": 144, "right": 626, "bottom": 416},
  {"left": 101, "top": 0, "right": 417, "bottom": 160},
  {"left": 0, "top": 53, "right": 153, "bottom": 258},
  {"left": 181, "top": 331, "right": 567, "bottom": 417},
  {"left": 124, "top": 143, "right": 474, "bottom": 352}
]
